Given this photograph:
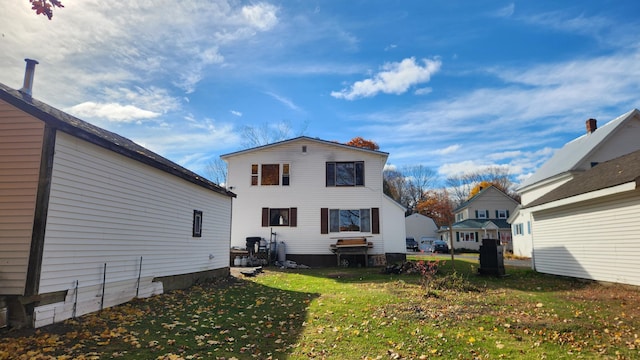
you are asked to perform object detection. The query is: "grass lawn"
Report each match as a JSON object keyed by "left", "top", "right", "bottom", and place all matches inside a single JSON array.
[{"left": 2, "top": 256, "right": 639, "bottom": 359}]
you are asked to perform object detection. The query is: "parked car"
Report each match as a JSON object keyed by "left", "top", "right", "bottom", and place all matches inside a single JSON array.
[
  {"left": 405, "top": 237, "right": 419, "bottom": 252},
  {"left": 432, "top": 240, "right": 449, "bottom": 253}
]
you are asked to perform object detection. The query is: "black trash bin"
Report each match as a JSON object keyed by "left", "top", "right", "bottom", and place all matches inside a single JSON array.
[
  {"left": 246, "top": 237, "right": 261, "bottom": 256},
  {"left": 478, "top": 238, "right": 505, "bottom": 276}
]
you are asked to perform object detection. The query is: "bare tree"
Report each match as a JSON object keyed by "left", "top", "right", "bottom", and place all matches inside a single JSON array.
[
  {"left": 205, "top": 158, "right": 227, "bottom": 186},
  {"left": 241, "top": 120, "right": 308, "bottom": 148},
  {"left": 402, "top": 165, "right": 437, "bottom": 213},
  {"left": 384, "top": 164, "right": 437, "bottom": 213},
  {"left": 446, "top": 165, "right": 518, "bottom": 205},
  {"left": 383, "top": 168, "right": 407, "bottom": 204},
  {"left": 205, "top": 120, "right": 307, "bottom": 186}
]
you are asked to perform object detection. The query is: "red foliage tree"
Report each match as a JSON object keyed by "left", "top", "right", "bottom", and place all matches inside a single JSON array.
[
  {"left": 415, "top": 189, "right": 455, "bottom": 228},
  {"left": 345, "top": 137, "right": 380, "bottom": 151},
  {"left": 30, "top": 0, "right": 64, "bottom": 20}
]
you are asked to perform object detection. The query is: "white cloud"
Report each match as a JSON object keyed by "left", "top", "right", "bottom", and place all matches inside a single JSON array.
[
  {"left": 265, "top": 91, "right": 302, "bottom": 112},
  {"left": 433, "top": 145, "right": 460, "bottom": 155},
  {"left": 230, "top": 110, "right": 243, "bottom": 117},
  {"left": 331, "top": 57, "right": 442, "bottom": 100},
  {"left": 242, "top": 3, "right": 279, "bottom": 30},
  {"left": 67, "top": 102, "right": 160, "bottom": 122},
  {"left": 492, "top": 3, "right": 515, "bottom": 18},
  {"left": 414, "top": 87, "right": 433, "bottom": 96}
]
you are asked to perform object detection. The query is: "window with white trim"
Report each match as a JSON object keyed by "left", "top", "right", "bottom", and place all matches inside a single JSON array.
[
  {"left": 460, "top": 232, "right": 476, "bottom": 242},
  {"left": 497, "top": 209, "right": 508, "bottom": 219},
  {"left": 513, "top": 223, "right": 524, "bottom": 235}
]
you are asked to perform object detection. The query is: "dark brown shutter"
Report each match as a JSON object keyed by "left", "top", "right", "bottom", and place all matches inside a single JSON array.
[
  {"left": 320, "top": 208, "right": 328, "bottom": 234},
  {"left": 371, "top": 207, "right": 380, "bottom": 234},
  {"left": 262, "top": 208, "right": 269, "bottom": 227},
  {"left": 290, "top": 208, "right": 297, "bottom": 227}
]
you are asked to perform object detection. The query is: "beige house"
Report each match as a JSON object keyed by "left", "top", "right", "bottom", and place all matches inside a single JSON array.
[
  {"left": 511, "top": 110, "right": 640, "bottom": 257},
  {"left": 441, "top": 186, "right": 519, "bottom": 252},
  {"left": 1, "top": 61, "right": 234, "bottom": 328},
  {"left": 523, "top": 150, "right": 640, "bottom": 286}
]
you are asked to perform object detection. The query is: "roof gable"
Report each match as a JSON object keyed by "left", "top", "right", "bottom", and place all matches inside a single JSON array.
[
  {"left": 220, "top": 136, "right": 389, "bottom": 160},
  {"left": 517, "top": 109, "right": 640, "bottom": 190},
  {"left": 454, "top": 185, "right": 518, "bottom": 212},
  {"left": 526, "top": 149, "right": 640, "bottom": 208},
  {"left": 0, "top": 82, "right": 234, "bottom": 198}
]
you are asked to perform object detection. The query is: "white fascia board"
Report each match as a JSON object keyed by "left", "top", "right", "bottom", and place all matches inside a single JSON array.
[{"left": 529, "top": 182, "right": 637, "bottom": 212}]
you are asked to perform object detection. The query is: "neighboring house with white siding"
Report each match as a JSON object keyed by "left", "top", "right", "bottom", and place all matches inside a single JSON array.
[
  {"left": 221, "top": 137, "right": 406, "bottom": 267},
  {"left": 441, "top": 186, "right": 518, "bottom": 252},
  {"left": 0, "top": 61, "right": 235, "bottom": 328},
  {"left": 523, "top": 150, "right": 640, "bottom": 286},
  {"left": 512, "top": 111, "right": 640, "bottom": 257},
  {"left": 405, "top": 213, "right": 439, "bottom": 250}
]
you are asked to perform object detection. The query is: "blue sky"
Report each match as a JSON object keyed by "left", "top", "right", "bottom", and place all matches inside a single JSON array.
[{"left": 1, "top": 1, "right": 640, "bottom": 187}]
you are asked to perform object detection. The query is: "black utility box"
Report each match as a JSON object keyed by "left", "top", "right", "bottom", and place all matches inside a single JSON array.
[{"left": 478, "top": 238, "right": 505, "bottom": 276}]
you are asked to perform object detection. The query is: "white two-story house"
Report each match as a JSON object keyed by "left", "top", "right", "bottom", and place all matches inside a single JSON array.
[
  {"left": 440, "top": 185, "right": 519, "bottom": 252},
  {"left": 221, "top": 137, "right": 406, "bottom": 267}
]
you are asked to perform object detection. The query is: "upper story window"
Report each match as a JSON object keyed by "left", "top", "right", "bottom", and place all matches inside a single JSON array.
[
  {"left": 496, "top": 209, "right": 509, "bottom": 219},
  {"left": 476, "top": 210, "right": 488, "bottom": 219},
  {"left": 326, "top": 161, "right": 364, "bottom": 187},
  {"left": 261, "top": 164, "right": 279, "bottom": 185},
  {"left": 251, "top": 163, "right": 290, "bottom": 186}
]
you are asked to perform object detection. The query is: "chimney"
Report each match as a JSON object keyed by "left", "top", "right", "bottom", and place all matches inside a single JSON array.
[
  {"left": 19, "top": 58, "right": 39, "bottom": 96},
  {"left": 586, "top": 118, "right": 597, "bottom": 134}
]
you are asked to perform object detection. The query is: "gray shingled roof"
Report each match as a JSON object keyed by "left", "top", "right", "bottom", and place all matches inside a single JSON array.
[
  {"left": 220, "top": 136, "right": 389, "bottom": 159},
  {"left": 452, "top": 219, "right": 511, "bottom": 230},
  {"left": 0, "top": 82, "right": 235, "bottom": 198},
  {"left": 517, "top": 109, "right": 640, "bottom": 190},
  {"left": 526, "top": 149, "right": 640, "bottom": 208}
]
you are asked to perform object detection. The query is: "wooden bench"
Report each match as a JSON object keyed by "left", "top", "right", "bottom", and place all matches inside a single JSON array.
[{"left": 330, "top": 238, "right": 373, "bottom": 267}]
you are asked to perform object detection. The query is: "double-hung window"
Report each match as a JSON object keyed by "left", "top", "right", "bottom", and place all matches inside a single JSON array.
[
  {"left": 262, "top": 207, "right": 297, "bottom": 227},
  {"left": 321, "top": 208, "right": 379, "bottom": 234},
  {"left": 326, "top": 161, "right": 364, "bottom": 186},
  {"left": 329, "top": 209, "right": 371, "bottom": 232}
]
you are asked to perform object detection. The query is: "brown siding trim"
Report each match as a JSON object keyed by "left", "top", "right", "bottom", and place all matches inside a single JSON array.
[
  {"left": 24, "top": 125, "right": 55, "bottom": 296},
  {"left": 262, "top": 208, "right": 269, "bottom": 227},
  {"left": 290, "top": 207, "right": 297, "bottom": 227},
  {"left": 320, "top": 208, "right": 328, "bottom": 234},
  {"left": 371, "top": 207, "right": 380, "bottom": 234}
]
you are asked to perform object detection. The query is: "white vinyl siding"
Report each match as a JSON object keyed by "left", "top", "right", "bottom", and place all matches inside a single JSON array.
[
  {"left": 35, "top": 132, "right": 231, "bottom": 323},
  {"left": 224, "top": 139, "right": 392, "bottom": 256},
  {"left": 532, "top": 192, "right": 640, "bottom": 286},
  {"left": 0, "top": 101, "right": 44, "bottom": 295}
]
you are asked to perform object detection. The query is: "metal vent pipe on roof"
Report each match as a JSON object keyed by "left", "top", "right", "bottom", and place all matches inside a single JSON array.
[{"left": 19, "top": 58, "right": 39, "bottom": 96}]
